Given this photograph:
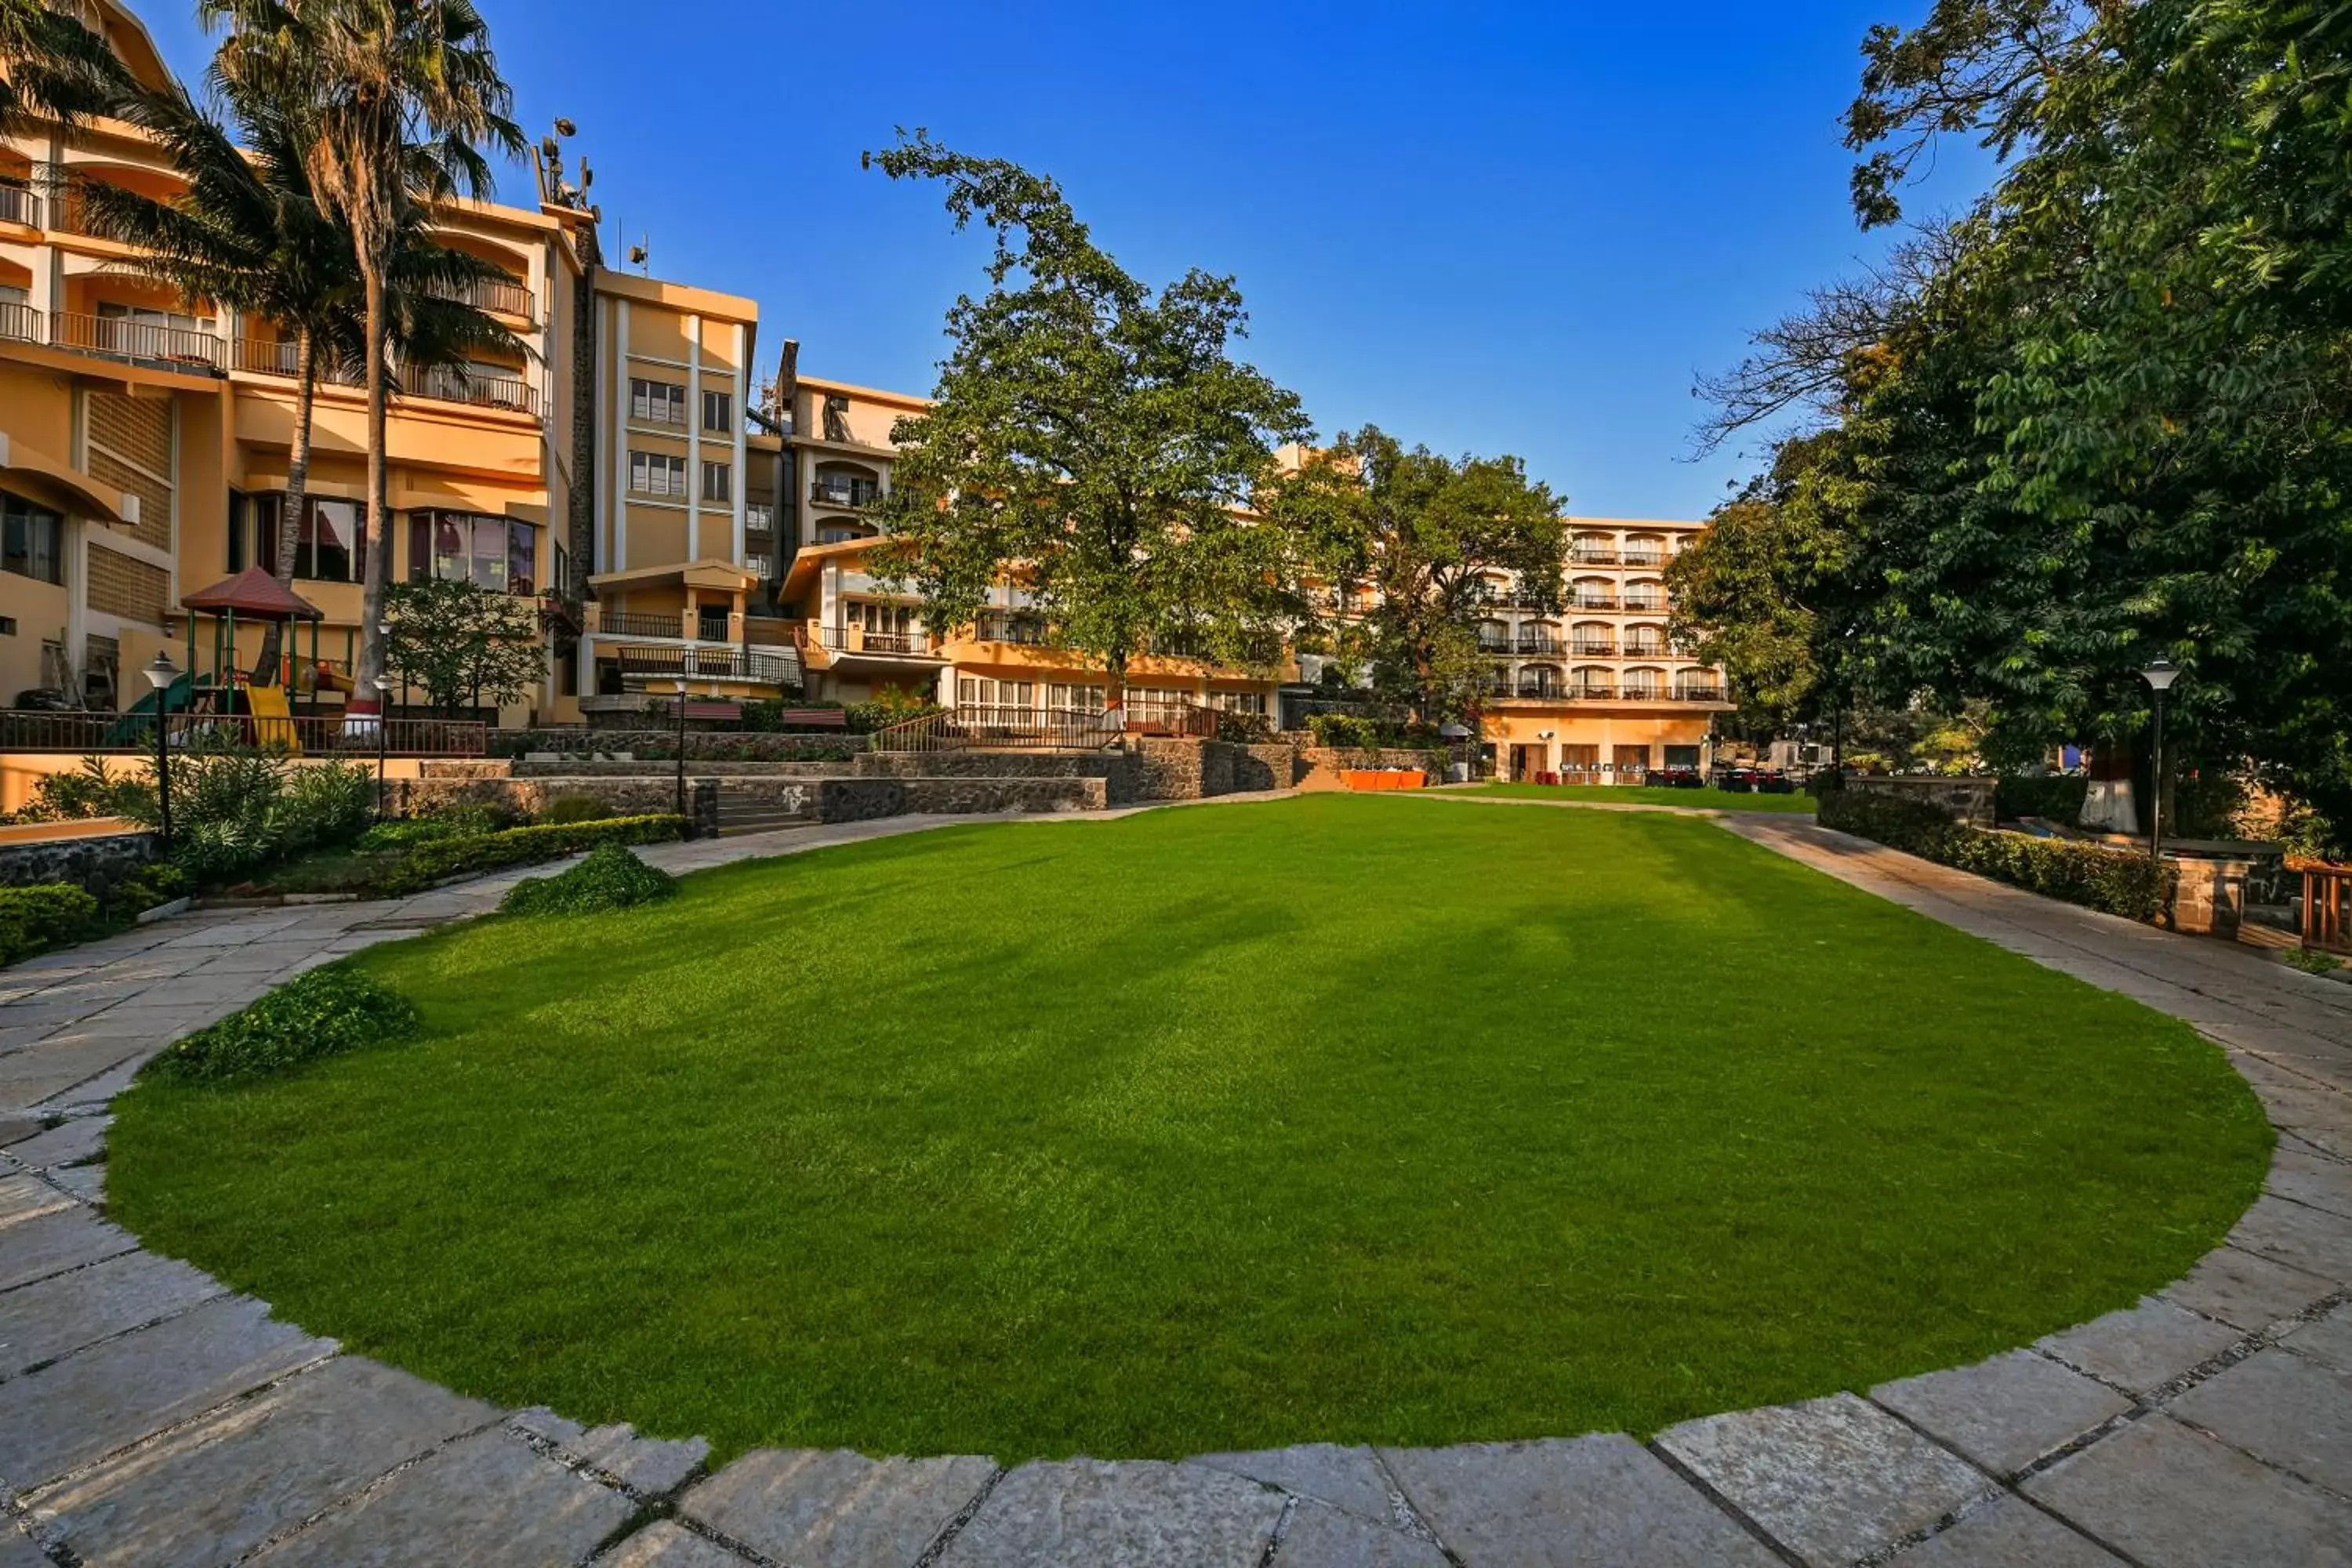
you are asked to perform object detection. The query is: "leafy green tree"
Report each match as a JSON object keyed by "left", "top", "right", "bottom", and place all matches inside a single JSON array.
[
  {"left": 1259, "top": 427, "right": 1565, "bottom": 724},
  {"left": 384, "top": 578, "right": 542, "bottom": 716},
  {"left": 204, "top": 0, "right": 524, "bottom": 710},
  {"left": 863, "top": 133, "right": 1313, "bottom": 717}
]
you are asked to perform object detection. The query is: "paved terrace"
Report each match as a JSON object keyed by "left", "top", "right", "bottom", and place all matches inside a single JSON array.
[{"left": 1, "top": 800, "right": 2348, "bottom": 1566}]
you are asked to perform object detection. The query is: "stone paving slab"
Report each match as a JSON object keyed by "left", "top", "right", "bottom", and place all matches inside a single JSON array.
[
  {"left": 0, "top": 1039, "right": 143, "bottom": 1113},
  {"left": 2168, "top": 1345, "right": 2352, "bottom": 1494},
  {"left": 0, "top": 1173, "right": 72, "bottom": 1230},
  {"left": 510, "top": 1407, "right": 708, "bottom": 1498},
  {"left": 1274, "top": 1500, "right": 1450, "bottom": 1567},
  {"left": 933, "top": 1458, "right": 1283, "bottom": 1567},
  {"left": 0, "top": 1248, "right": 222, "bottom": 1379},
  {"left": 1378, "top": 1434, "right": 1780, "bottom": 1567},
  {"left": 2283, "top": 1302, "right": 2352, "bottom": 1374},
  {"left": 1655, "top": 1393, "right": 1991, "bottom": 1568},
  {"left": 2230, "top": 1192, "right": 2352, "bottom": 1282},
  {"left": 1185, "top": 1442, "right": 1396, "bottom": 1523},
  {"left": 26, "top": 1356, "right": 499, "bottom": 1567},
  {"left": 2161, "top": 1243, "right": 2340, "bottom": 1331},
  {"left": 0, "top": 1524, "right": 48, "bottom": 1568},
  {"left": 1871, "top": 1349, "right": 2131, "bottom": 1477},
  {"left": 0, "top": 1115, "right": 106, "bottom": 1172},
  {"left": 1893, "top": 1495, "right": 2124, "bottom": 1565},
  {"left": 0, "top": 1294, "right": 332, "bottom": 1491},
  {"left": 679, "top": 1447, "right": 996, "bottom": 1568},
  {"left": 2035, "top": 1298, "right": 2243, "bottom": 1396},
  {"left": 245, "top": 1428, "right": 635, "bottom": 1568},
  {"left": 0, "top": 1114, "right": 41, "bottom": 1146},
  {"left": 593, "top": 1520, "right": 750, "bottom": 1566},
  {"left": 2024, "top": 1413, "right": 2352, "bottom": 1567},
  {"left": 0, "top": 1207, "right": 137, "bottom": 1292},
  {"left": 2269, "top": 1146, "right": 2352, "bottom": 1219}
]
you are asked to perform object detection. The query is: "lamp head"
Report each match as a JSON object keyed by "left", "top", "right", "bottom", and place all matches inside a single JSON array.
[
  {"left": 372, "top": 675, "right": 392, "bottom": 692},
  {"left": 2141, "top": 658, "right": 2180, "bottom": 693},
  {"left": 141, "top": 653, "right": 177, "bottom": 692}
]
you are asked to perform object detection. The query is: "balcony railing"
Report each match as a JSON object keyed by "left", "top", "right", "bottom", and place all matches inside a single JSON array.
[
  {"left": 1624, "top": 645, "right": 1670, "bottom": 659},
  {"left": 810, "top": 477, "right": 882, "bottom": 508},
  {"left": 0, "top": 709, "right": 485, "bottom": 757},
  {"left": 0, "top": 184, "right": 38, "bottom": 227},
  {"left": 1623, "top": 553, "right": 1666, "bottom": 568},
  {"left": 49, "top": 311, "right": 223, "bottom": 371},
  {"left": 744, "top": 616, "right": 802, "bottom": 647},
  {"left": 1569, "top": 640, "right": 1617, "bottom": 656},
  {"left": 746, "top": 503, "right": 776, "bottom": 535},
  {"left": 0, "top": 301, "right": 42, "bottom": 346},
  {"left": 1673, "top": 686, "right": 1727, "bottom": 703},
  {"left": 820, "top": 625, "right": 934, "bottom": 656},
  {"left": 401, "top": 364, "right": 537, "bottom": 416},
  {"left": 1570, "top": 596, "right": 1621, "bottom": 612},
  {"left": 597, "top": 610, "right": 702, "bottom": 641},
  {"left": 612, "top": 643, "right": 800, "bottom": 687},
  {"left": 1570, "top": 549, "right": 1621, "bottom": 566},
  {"left": 438, "top": 275, "right": 532, "bottom": 320}
]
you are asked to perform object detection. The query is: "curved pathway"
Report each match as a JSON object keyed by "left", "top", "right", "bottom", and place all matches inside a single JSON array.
[{"left": 1, "top": 804, "right": 2347, "bottom": 1566}]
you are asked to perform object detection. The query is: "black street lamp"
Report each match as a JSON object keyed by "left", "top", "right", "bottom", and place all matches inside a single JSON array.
[
  {"left": 2141, "top": 658, "right": 2180, "bottom": 864},
  {"left": 141, "top": 653, "right": 176, "bottom": 855},
  {"left": 372, "top": 673, "right": 394, "bottom": 820},
  {"left": 673, "top": 677, "right": 690, "bottom": 830}
]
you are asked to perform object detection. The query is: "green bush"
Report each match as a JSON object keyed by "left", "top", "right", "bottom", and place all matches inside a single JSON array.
[
  {"left": 16, "top": 757, "right": 157, "bottom": 822},
  {"left": 1995, "top": 775, "right": 2089, "bottom": 825},
  {"left": 501, "top": 842, "right": 677, "bottom": 915},
  {"left": 374, "top": 815, "right": 687, "bottom": 895},
  {"left": 1819, "top": 789, "right": 2172, "bottom": 922},
  {"left": 845, "top": 691, "right": 943, "bottom": 734},
  {"left": 279, "top": 763, "right": 376, "bottom": 851},
  {"left": 2282, "top": 946, "right": 2344, "bottom": 976},
  {"left": 107, "top": 863, "right": 187, "bottom": 918},
  {"left": 147, "top": 965, "right": 419, "bottom": 1085},
  {"left": 0, "top": 884, "right": 100, "bottom": 967},
  {"left": 123, "top": 747, "right": 376, "bottom": 885},
  {"left": 1213, "top": 710, "right": 1276, "bottom": 744},
  {"left": 536, "top": 794, "right": 616, "bottom": 826}
]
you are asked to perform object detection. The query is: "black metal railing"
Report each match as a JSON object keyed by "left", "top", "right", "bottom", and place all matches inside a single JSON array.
[
  {"left": 1570, "top": 641, "right": 1617, "bottom": 655},
  {"left": 401, "top": 364, "right": 537, "bottom": 416},
  {"left": 438, "top": 275, "right": 532, "bottom": 319},
  {"left": 1570, "top": 596, "right": 1621, "bottom": 611},
  {"left": 810, "top": 477, "right": 881, "bottom": 507},
  {"left": 612, "top": 644, "right": 800, "bottom": 686},
  {"left": 0, "top": 710, "right": 485, "bottom": 757},
  {"left": 0, "top": 184, "right": 39, "bottom": 227},
  {"left": 1570, "top": 549, "right": 1621, "bottom": 566},
  {"left": 50, "top": 311, "right": 223, "bottom": 372},
  {"left": 820, "top": 625, "right": 933, "bottom": 655},
  {"left": 598, "top": 611, "right": 691, "bottom": 640}
]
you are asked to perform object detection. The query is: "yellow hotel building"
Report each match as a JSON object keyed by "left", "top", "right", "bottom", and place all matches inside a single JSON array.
[{"left": 2, "top": 0, "right": 1717, "bottom": 770}]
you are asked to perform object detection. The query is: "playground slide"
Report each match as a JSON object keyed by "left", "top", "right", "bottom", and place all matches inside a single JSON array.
[
  {"left": 245, "top": 681, "right": 299, "bottom": 753},
  {"left": 103, "top": 670, "right": 192, "bottom": 746},
  {"left": 310, "top": 663, "right": 355, "bottom": 696}
]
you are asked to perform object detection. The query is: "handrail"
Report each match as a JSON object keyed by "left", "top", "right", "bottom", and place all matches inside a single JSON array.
[
  {"left": 0, "top": 300, "right": 42, "bottom": 346},
  {"left": 50, "top": 311, "right": 223, "bottom": 371},
  {"left": 0, "top": 710, "right": 485, "bottom": 757},
  {"left": 2303, "top": 862, "right": 2351, "bottom": 956},
  {"left": 0, "top": 184, "right": 39, "bottom": 228}
]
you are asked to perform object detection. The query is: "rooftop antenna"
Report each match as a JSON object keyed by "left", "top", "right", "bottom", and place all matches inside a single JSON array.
[{"left": 629, "top": 234, "right": 650, "bottom": 275}]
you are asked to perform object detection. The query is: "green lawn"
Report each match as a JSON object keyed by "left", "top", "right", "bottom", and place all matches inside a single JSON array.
[
  {"left": 1468, "top": 782, "right": 1819, "bottom": 812},
  {"left": 108, "top": 797, "right": 2267, "bottom": 1462}
]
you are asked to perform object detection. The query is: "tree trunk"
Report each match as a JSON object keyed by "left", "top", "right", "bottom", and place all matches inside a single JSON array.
[
  {"left": 355, "top": 267, "right": 390, "bottom": 714},
  {"left": 1104, "top": 648, "right": 1127, "bottom": 735},
  {"left": 254, "top": 328, "right": 318, "bottom": 686}
]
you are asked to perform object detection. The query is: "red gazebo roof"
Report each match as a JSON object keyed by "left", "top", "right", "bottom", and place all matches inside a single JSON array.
[{"left": 180, "top": 567, "right": 325, "bottom": 621}]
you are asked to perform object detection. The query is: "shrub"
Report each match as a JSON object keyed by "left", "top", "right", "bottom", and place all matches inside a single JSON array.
[
  {"left": 0, "top": 884, "right": 100, "bottom": 967},
  {"left": 356, "top": 803, "right": 503, "bottom": 851},
  {"left": 373, "top": 815, "right": 687, "bottom": 895},
  {"left": 845, "top": 690, "right": 943, "bottom": 734},
  {"left": 1213, "top": 710, "right": 1276, "bottom": 744},
  {"left": 147, "top": 965, "right": 419, "bottom": 1085},
  {"left": 1995, "top": 775, "right": 2089, "bottom": 825},
  {"left": 537, "top": 794, "right": 616, "bottom": 826},
  {"left": 501, "top": 842, "right": 677, "bottom": 915},
  {"left": 278, "top": 763, "right": 376, "bottom": 853},
  {"left": 1819, "top": 789, "right": 2172, "bottom": 923},
  {"left": 18, "top": 757, "right": 156, "bottom": 822},
  {"left": 2282, "top": 946, "right": 2343, "bottom": 976},
  {"left": 107, "top": 863, "right": 187, "bottom": 918}
]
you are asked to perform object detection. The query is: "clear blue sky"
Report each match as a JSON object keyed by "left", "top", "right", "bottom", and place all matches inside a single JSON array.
[{"left": 134, "top": 1, "right": 1990, "bottom": 520}]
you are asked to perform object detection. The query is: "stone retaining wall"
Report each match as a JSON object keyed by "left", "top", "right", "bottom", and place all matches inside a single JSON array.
[
  {"left": 1845, "top": 775, "right": 1998, "bottom": 827},
  {"left": 0, "top": 829, "right": 159, "bottom": 897},
  {"left": 816, "top": 776, "right": 1105, "bottom": 822},
  {"left": 512, "top": 759, "right": 853, "bottom": 780},
  {"left": 855, "top": 751, "right": 1143, "bottom": 803},
  {"left": 390, "top": 775, "right": 719, "bottom": 835},
  {"left": 490, "top": 729, "right": 866, "bottom": 761}
]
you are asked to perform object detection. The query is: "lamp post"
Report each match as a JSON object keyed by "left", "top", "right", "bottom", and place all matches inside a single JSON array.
[
  {"left": 372, "top": 673, "right": 394, "bottom": 821},
  {"left": 141, "top": 653, "right": 176, "bottom": 855},
  {"left": 673, "top": 677, "right": 690, "bottom": 830},
  {"left": 2141, "top": 659, "right": 2179, "bottom": 864}
]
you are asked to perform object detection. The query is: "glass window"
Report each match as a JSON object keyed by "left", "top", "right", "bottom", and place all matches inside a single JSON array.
[
  {"left": 2, "top": 490, "right": 64, "bottom": 585},
  {"left": 702, "top": 390, "right": 731, "bottom": 432},
  {"left": 630, "top": 379, "right": 684, "bottom": 425},
  {"left": 404, "top": 510, "right": 536, "bottom": 594},
  {"left": 296, "top": 497, "right": 363, "bottom": 582},
  {"left": 701, "top": 460, "right": 731, "bottom": 503},
  {"left": 630, "top": 451, "right": 686, "bottom": 496},
  {"left": 508, "top": 524, "right": 536, "bottom": 596}
]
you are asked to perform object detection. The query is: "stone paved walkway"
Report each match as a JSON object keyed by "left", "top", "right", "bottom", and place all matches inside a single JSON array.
[{"left": 3, "top": 803, "right": 2350, "bottom": 1566}]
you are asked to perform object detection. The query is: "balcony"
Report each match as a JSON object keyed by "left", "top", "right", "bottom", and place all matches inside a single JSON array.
[
  {"left": 1570, "top": 595, "right": 1621, "bottom": 612},
  {"left": 1622, "top": 553, "right": 1666, "bottom": 568},
  {"left": 821, "top": 625, "right": 935, "bottom": 657},
  {"left": 746, "top": 503, "right": 776, "bottom": 535},
  {"left": 0, "top": 184, "right": 38, "bottom": 228},
  {"left": 230, "top": 337, "right": 365, "bottom": 384},
  {"left": 613, "top": 643, "right": 800, "bottom": 688},
  {"left": 1624, "top": 644, "right": 1670, "bottom": 659},
  {"left": 400, "top": 364, "right": 537, "bottom": 416},
  {"left": 1569, "top": 639, "right": 1617, "bottom": 656},
  {"left": 0, "top": 301, "right": 42, "bottom": 346},
  {"left": 438, "top": 275, "right": 532, "bottom": 321},
  {"left": 598, "top": 610, "right": 723, "bottom": 641},
  {"left": 810, "top": 477, "right": 881, "bottom": 508},
  {"left": 50, "top": 311, "right": 223, "bottom": 372},
  {"left": 1674, "top": 686, "right": 1727, "bottom": 703},
  {"left": 1481, "top": 637, "right": 1563, "bottom": 657},
  {"left": 1570, "top": 549, "right": 1621, "bottom": 567}
]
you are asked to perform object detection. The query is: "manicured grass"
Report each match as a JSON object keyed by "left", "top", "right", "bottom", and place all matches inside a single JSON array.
[
  {"left": 1468, "top": 782, "right": 1819, "bottom": 812},
  {"left": 108, "top": 797, "right": 2267, "bottom": 1461}
]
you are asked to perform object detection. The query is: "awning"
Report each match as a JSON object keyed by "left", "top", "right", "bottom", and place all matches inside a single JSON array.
[
  {"left": 181, "top": 566, "right": 325, "bottom": 621},
  {"left": 0, "top": 430, "right": 136, "bottom": 527}
]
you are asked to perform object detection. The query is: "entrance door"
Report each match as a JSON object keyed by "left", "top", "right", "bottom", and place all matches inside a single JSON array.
[{"left": 1509, "top": 745, "right": 1537, "bottom": 782}]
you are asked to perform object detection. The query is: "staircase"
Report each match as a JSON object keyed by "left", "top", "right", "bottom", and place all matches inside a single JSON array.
[{"left": 715, "top": 784, "right": 815, "bottom": 837}]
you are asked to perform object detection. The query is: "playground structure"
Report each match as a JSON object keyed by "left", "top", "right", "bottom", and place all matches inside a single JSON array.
[{"left": 107, "top": 568, "right": 337, "bottom": 753}]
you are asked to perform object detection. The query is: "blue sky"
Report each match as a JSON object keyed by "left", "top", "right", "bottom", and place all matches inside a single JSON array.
[{"left": 133, "top": 1, "right": 1991, "bottom": 520}]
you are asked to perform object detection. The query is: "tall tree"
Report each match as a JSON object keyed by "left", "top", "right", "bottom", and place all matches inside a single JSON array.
[
  {"left": 383, "top": 577, "right": 541, "bottom": 716},
  {"left": 1258, "top": 426, "right": 1566, "bottom": 724},
  {"left": 203, "top": 0, "right": 523, "bottom": 714},
  {"left": 864, "top": 134, "right": 1313, "bottom": 719},
  {"left": 0, "top": 0, "right": 116, "bottom": 133}
]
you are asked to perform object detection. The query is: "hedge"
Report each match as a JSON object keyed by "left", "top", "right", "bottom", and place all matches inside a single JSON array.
[
  {"left": 374, "top": 815, "right": 687, "bottom": 895},
  {"left": 502, "top": 842, "right": 678, "bottom": 916},
  {"left": 1994, "top": 775, "right": 2090, "bottom": 826},
  {"left": 1819, "top": 789, "right": 2171, "bottom": 923},
  {"left": 0, "top": 884, "right": 100, "bottom": 968},
  {"left": 147, "top": 964, "right": 419, "bottom": 1086}
]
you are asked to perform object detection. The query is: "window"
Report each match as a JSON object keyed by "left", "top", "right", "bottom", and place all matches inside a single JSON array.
[
  {"left": 2, "top": 490, "right": 64, "bottom": 585},
  {"left": 1206, "top": 689, "right": 1267, "bottom": 716},
  {"left": 1664, "top": 746, "right": 1701, "bottom": 769},
  {"left": 1047, "top": 682, "right": 1104, "bottom": 713},
  {"left": 630, "top": 379, "right": 684, "bottom": 426},
  {"left": 701, "top": 460, "right": 731, "bottom": 503},
  {"left": 702, "top": 390, "right": 731, "bottom": 432},
  {"left": 630, "top": 451, "right": 686, "bottom": 497},
  {"left": 264, "top": 495, "right": 366, "bottom": 583},
  {"left": 404, "top": 510, "right": 536, "bottom": 594},
  {"left": 957, "top": 677, "right": 1034, "bottom": 717},
  {"left": 815, "top": 524, "right": 869, "bottom": 545}
]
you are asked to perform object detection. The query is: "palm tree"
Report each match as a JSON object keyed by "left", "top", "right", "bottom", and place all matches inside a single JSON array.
[
  {"left": 0, "top": 0, "right": 117, "bottom": 133},
  {"left": 201, "top": 0, "right": 523, "bottom": 710},
  {"left": 73, "top": 67, "right": 525, "bottom": 681}
]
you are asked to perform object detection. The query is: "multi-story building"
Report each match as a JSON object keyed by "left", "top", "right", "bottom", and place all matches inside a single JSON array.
[
  {"left": 2, "top": 0, "right": 586, "bottom": 726},
  {"left": 1476, "top": 517, "right": 1730, "bottom": 780}
]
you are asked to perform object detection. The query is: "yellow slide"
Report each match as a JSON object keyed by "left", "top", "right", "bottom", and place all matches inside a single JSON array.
[{"left": 245, "top": 681, "right": 299, "bottom": 753}]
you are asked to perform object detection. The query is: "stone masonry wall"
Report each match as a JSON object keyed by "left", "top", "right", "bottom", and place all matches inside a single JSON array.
[
  {"left": 391, "top": 775, "right": 719, "bottom": 835},
  {"left": 0, "top": 830, "right": 160, "bottom": 897},
  {"left": 815, "top": 776, "right": 1104, "bottom": 822},
  {"left": 491, "top": 730, "right": 866, "bottom": 761},
  {"left": 511, "top": 759, "right": 852, "bottom": 781},
  {"left": 855, "top": 752, "right": 1144, "bottom": 804}
]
